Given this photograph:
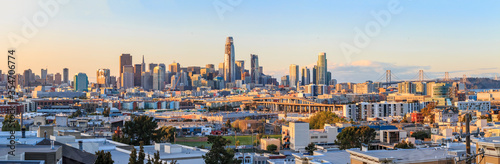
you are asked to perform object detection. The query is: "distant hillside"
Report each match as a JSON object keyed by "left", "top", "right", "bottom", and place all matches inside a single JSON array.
[{"left": 467, "top": 78, "right": 500, "bottom": 89}]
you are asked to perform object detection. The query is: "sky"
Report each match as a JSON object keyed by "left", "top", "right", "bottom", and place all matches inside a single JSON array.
[{"left": 1, "top": 0, "right": 499, "bottom": 83}]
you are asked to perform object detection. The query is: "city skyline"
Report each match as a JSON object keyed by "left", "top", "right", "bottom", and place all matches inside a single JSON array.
[{"left": 1, "top": 1, "right": 499, "bottom": 83}]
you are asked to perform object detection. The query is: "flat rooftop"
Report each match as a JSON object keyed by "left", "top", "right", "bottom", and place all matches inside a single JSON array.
[{"left": 347, "top": 148, "right": 456, "bottom": 163}]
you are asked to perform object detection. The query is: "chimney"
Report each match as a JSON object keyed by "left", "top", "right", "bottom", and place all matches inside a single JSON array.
[
  {"left": 78, "top": 141, "right": 83, "bottom": 151},
  {"left": 21, "top": 127, "right": 26, "bottom": 138},
  {"left": 51, "top": 140, "right": 55, "bottom": 150}
]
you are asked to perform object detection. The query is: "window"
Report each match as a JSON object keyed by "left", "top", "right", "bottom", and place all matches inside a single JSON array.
[
  {"left": 320, "top": 136, "right": 327, "bottom": 138},
  {"left": 311, "top": 136, "right": 318, "bottom": 139}
]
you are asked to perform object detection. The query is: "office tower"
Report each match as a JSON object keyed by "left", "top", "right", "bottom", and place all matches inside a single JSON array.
[
  {"left": 23, "top": 69, "right": 32, "bottom": 87},
  {"left": 235, "top": 60, "right": 244, "bottom": 81},
  {"left": 326, "top": 71, "right": 331, "bottom": 86},
  {"left": 251, "top": 54, "right": 259, "bottom": 84},
  {"left": 134, "top": 64, "right": 142, "bottom": 87},
  {"left": 41, "top": 69, "right": 47, "bottom": 80},
  {"left": 218, "top": 63, "right": 224, "bottom": 75},
  {"left": 187, "top": 66, "right": 201, "bottom": 74},
  {"left": 63, "top": 68, "right": 69, "bottom": 84},
  {"left": 289, "top": 64, "right": 299, "bottom": 88},
  {"left": 119, "top": 53, "right": 132, "bottom": 74},
  {"left": 169, "top": 62, "right": 180, "bottom": 73},
  {"left": 121, "top": 65, "right": 134, "bottom": 89},
  {"left": 281, "top": 75, "right": 290, "bottom": 86},
  {"left": 153, "top": 66, "right": 165, "bottom": 90},
  {"left": 317, "top": 52, "right": 327, "bottom": 85},
  {"left": 73, "top": 73, "right": 89, "bottom": 92},
  {"left": 301, "top": 67, "right": 310, "bottom": 85},
  {"left": 46, "top": 74, "right": 54, "bottom": 84},
  {"left": 97, "top": 69, "right": 110, "bottom": 87},
  {"left": 141, "top": 55, "right": 146, "bottom": 72},
  {"left": 110, "top": 76, "right": 117, "bottom": 88},
  {"left": 206, "top": 64, "right": 214, "bottom": 69},
  {"left": 312, "top": 66, "right": 317, "bottom": 85},
  {"left": 149, "top": 63, "right": 158, "bottom": 72},
  {"left": 54, "top": 73, "right": 61, "bottom": 85},
  {"left": 141, "top": 71, "right": 153, "bottom": 90},
  {"left": 224, "top": 37, "right": 235, "bottom": 83}
]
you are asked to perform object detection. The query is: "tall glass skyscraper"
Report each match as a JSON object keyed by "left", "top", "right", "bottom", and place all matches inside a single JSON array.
[
  {"left": 153, "top": 66, "right": 165, "bottom": 90},
  {"left": 235, "top": 60, "right": 244, "bottom": 81},
  {"left": 289, "top": 64, "right": 299, "bottom": 88},
  {"left": 63, "top": 68, "right": 69, "bottom": 84},
  {"left": 301, "top": 67, "right": 310, "bottom": 85},
  {"left": 96, "top": 68, "right": 110, "bottom": 87},
  {"left": 224, "top": 37, "right": 235, "bottom": 83},
  {"left": 251, "top": 54, "right": 259, "bottom": 84},
  {"left": 317, "top": 52, "right": 327, "bottom": 85},
  {"left": 73, "top": 73, "right": 88, "bottom": 92}
]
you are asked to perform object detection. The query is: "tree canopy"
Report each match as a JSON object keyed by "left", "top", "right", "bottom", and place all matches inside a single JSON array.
[
  {"left": 202, "top": 136, "right": 241, "bottom": 164},
  {"left": 267, "top": 144, "right": 278, "bottom": 152},
  {"left": 394, "top": 141, "right": 415, "bottom": 149},
  {"left": 120, "top": 115, "right": 159, "bottom": 145},
  {"left": 307, "top": 111, "right": 346, "bottom": 129},
  {"left": 335, "top": 126, "right": 376, "bottom": 150},
  {"left": 411, "top": 130, "right": 430, "bottom": 140},
  {"left": 2, "top": 114, "right": 20, "bottom": 131},
  {"left": 95, "top": 150, "right": 114, "bottom": 164},
  {"left": 305, "top": 143, "right": 317, "bottom": 155}
]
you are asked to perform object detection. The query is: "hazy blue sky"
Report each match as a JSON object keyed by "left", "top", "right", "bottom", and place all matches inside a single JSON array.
[{"left": 1, "top": 0, "right": 499, "bottom": 83}]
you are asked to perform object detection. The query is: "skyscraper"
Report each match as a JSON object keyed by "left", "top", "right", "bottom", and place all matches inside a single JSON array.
[
  {"left": 121, "top": 65, "right": 134, "bottom": 89},
  {"left": 289, "top": 64, "right": 299, "bottom": 88},
  {"left": 317, "top": 52, "right": 327, "bottom": 85},
  {"left": 149, "top": 63, "right": 158, "bottom": 72},
  {"left": 97, "top": 69, "right": 110, "bottom": 87},
  {"left": 54, "top": 73, "right": 62, "bottom": 85},
  {"left": 141, "top": 71, "right": 153, "bottom": 91},
  {"left": 120, "top": 54, "right": 132, "bottom": 74},
  {"left": 301, "top": 67, "right": 310, "bottom": 85},
  {"left": 169, "top": 62, "right": 180, "bottom": 73},
  {"left": 63, "top": 68, "right": 69, "bottom": 84},
  {"left": 141, "top": 55, "right": 146, "bottom": 72},
  {"left": 235, "top": 60, "right": 244, "bottom": 81},
  {"left": 224, "top": 37, "right": 235, "bottom": 83},
  {"left": 41, "top": 69, "right": 47, "bottom": 80},
  {"left": 73, "top": 73, "right": 89, "bottom": 92},
  {"left": 312, "top": 66, "right": 317, "bottom": 85},
  {"left": 251, "top": 54, "right": 259, "bottom": 84},
  {"left": 153, "top": 66, "right": 165, "bottom": 90},
  {"left": 23, "top": 69, "right": 32, "bottom": 87},
  {"left": 134, "top": 64, "right": 142, "bottom": 87}
]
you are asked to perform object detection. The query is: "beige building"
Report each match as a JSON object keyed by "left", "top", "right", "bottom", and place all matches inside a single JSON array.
[
  {"left": 260, "top": 138, "right": 281, "bottom": 151},
  {"left": 474, "top": 137, "right": 500, "bottom": 164}
]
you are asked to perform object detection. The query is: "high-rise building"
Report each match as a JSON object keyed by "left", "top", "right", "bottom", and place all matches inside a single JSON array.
[
  {"left": 281, "top": 75, "right": 289, "bottom": 86},
  {"left": 301, "top": 67, "right": 310, "bottom": 85},
  {"left": 141, "top": 71, "right": 153, "bottom": 91},
  {"left": 121, "top": 65, "right": 134, "bottom": 89},
  {"left": 149, "top": 63, "right": 158, "bottom": 72},
  {"left": 218, "top": 63, "right": 224, "bottom": 75},
  {"left": 134, "top": 64, "right": 142, "bottom": 87},
  {"left": 97, "top": 69, "right": 111, "bottom": 87},
  {"left": 206, "top": 64, "right": 214, "bottom": 69},
  {"left": 251, "top": 54, "right": 259, "bottom": 84},
  {"left": 312, "top": 66, "right": 317, "bottom": 85},
  {"left": 63, "top": 68, "right": 69, "bottom": 84},
  {"left": 224, "top": 37, "right": 235, "bottom": 83},
  {"left": 23, "top": 69, "right": 32, "bottom": 87},
  {"left": 153, "top": 66, "right": 165, "bottom": 90},
  {"left": 141, "top": 55, "right": 146, "bottom": 72},
  {"left": 119, "top": 54, "right": 132, "bottom": 74},
  {"left": 235, "top": 60, "right": 244, "bottom": 81},
  {"left": 73, "top": 73, "right": 88, "bottom": 92},
  {"left": 41, "top": 69, "right": 47, "bottom": 81},
  {"left": 317, "top": 52, "right": 327, "bottom": 85},
  {"left": 169, "top": 62, "right": 180, "bottom": 73},
  {"left": 289, "top": 64, "right": 299, "bottom": 88},
  {"left": 54, "top": 73, "right": 62, "bottom": 85}
]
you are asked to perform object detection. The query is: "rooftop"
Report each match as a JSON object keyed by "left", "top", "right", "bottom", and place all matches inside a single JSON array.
[{"left": 347, "top": 148, "right": 456, "bottom": 163}]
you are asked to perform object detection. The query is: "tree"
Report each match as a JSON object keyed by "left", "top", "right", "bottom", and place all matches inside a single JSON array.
[
  {"left": 202, "top": 136, "right": 241, "bottom": 164},
  {"left": 170, "top": 160, "right": 178, "bottom": 164},
  {"left": 103, "top": 107, "right": 111, "bottom": 117},
  {"left": 119, "top": 115, "right": 158, "bottom": 145},
  {"left": 225, "top": 119, "right": 232, "bottom": 129},
  {"left": 411, "top": 130, "right": 430, "bottom": 140},
  {"left": 68, "top": 109, "right": 82, "bottom": 119},
  {"left": 305, "top": 143, "right": 317, "bottom": 155},
  {"left": 95, "top": 150, "right": 114, "bottom": 164},
  {"left": 155, "top": 126, "right": 176, "bottom": 143},
  {"left": 129, "top": 147, "right": 138, "bottom": 164},
  {"left": 2, "top": 114, "right": 21, "bottom": 131},
  {"left": 394, "top": 141, "right": 415, "bottom": 149},
  {"left": 335, "top": 126, "right": 376, "bottom": 150},
  {"left": 245, "top": 117, "right": 251, "bottom": 120},
  {"left": 267, "top": 144, "right": 278, "bottom": 152},
  {"left": 235, "top": 140, "right": 240, "bottom": 147},
  {"left": 307, "top": 111, "right": 346, "bottom": 129},
  {"left": 138, "top": 141, "right": 145, "bottom": 164}
]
